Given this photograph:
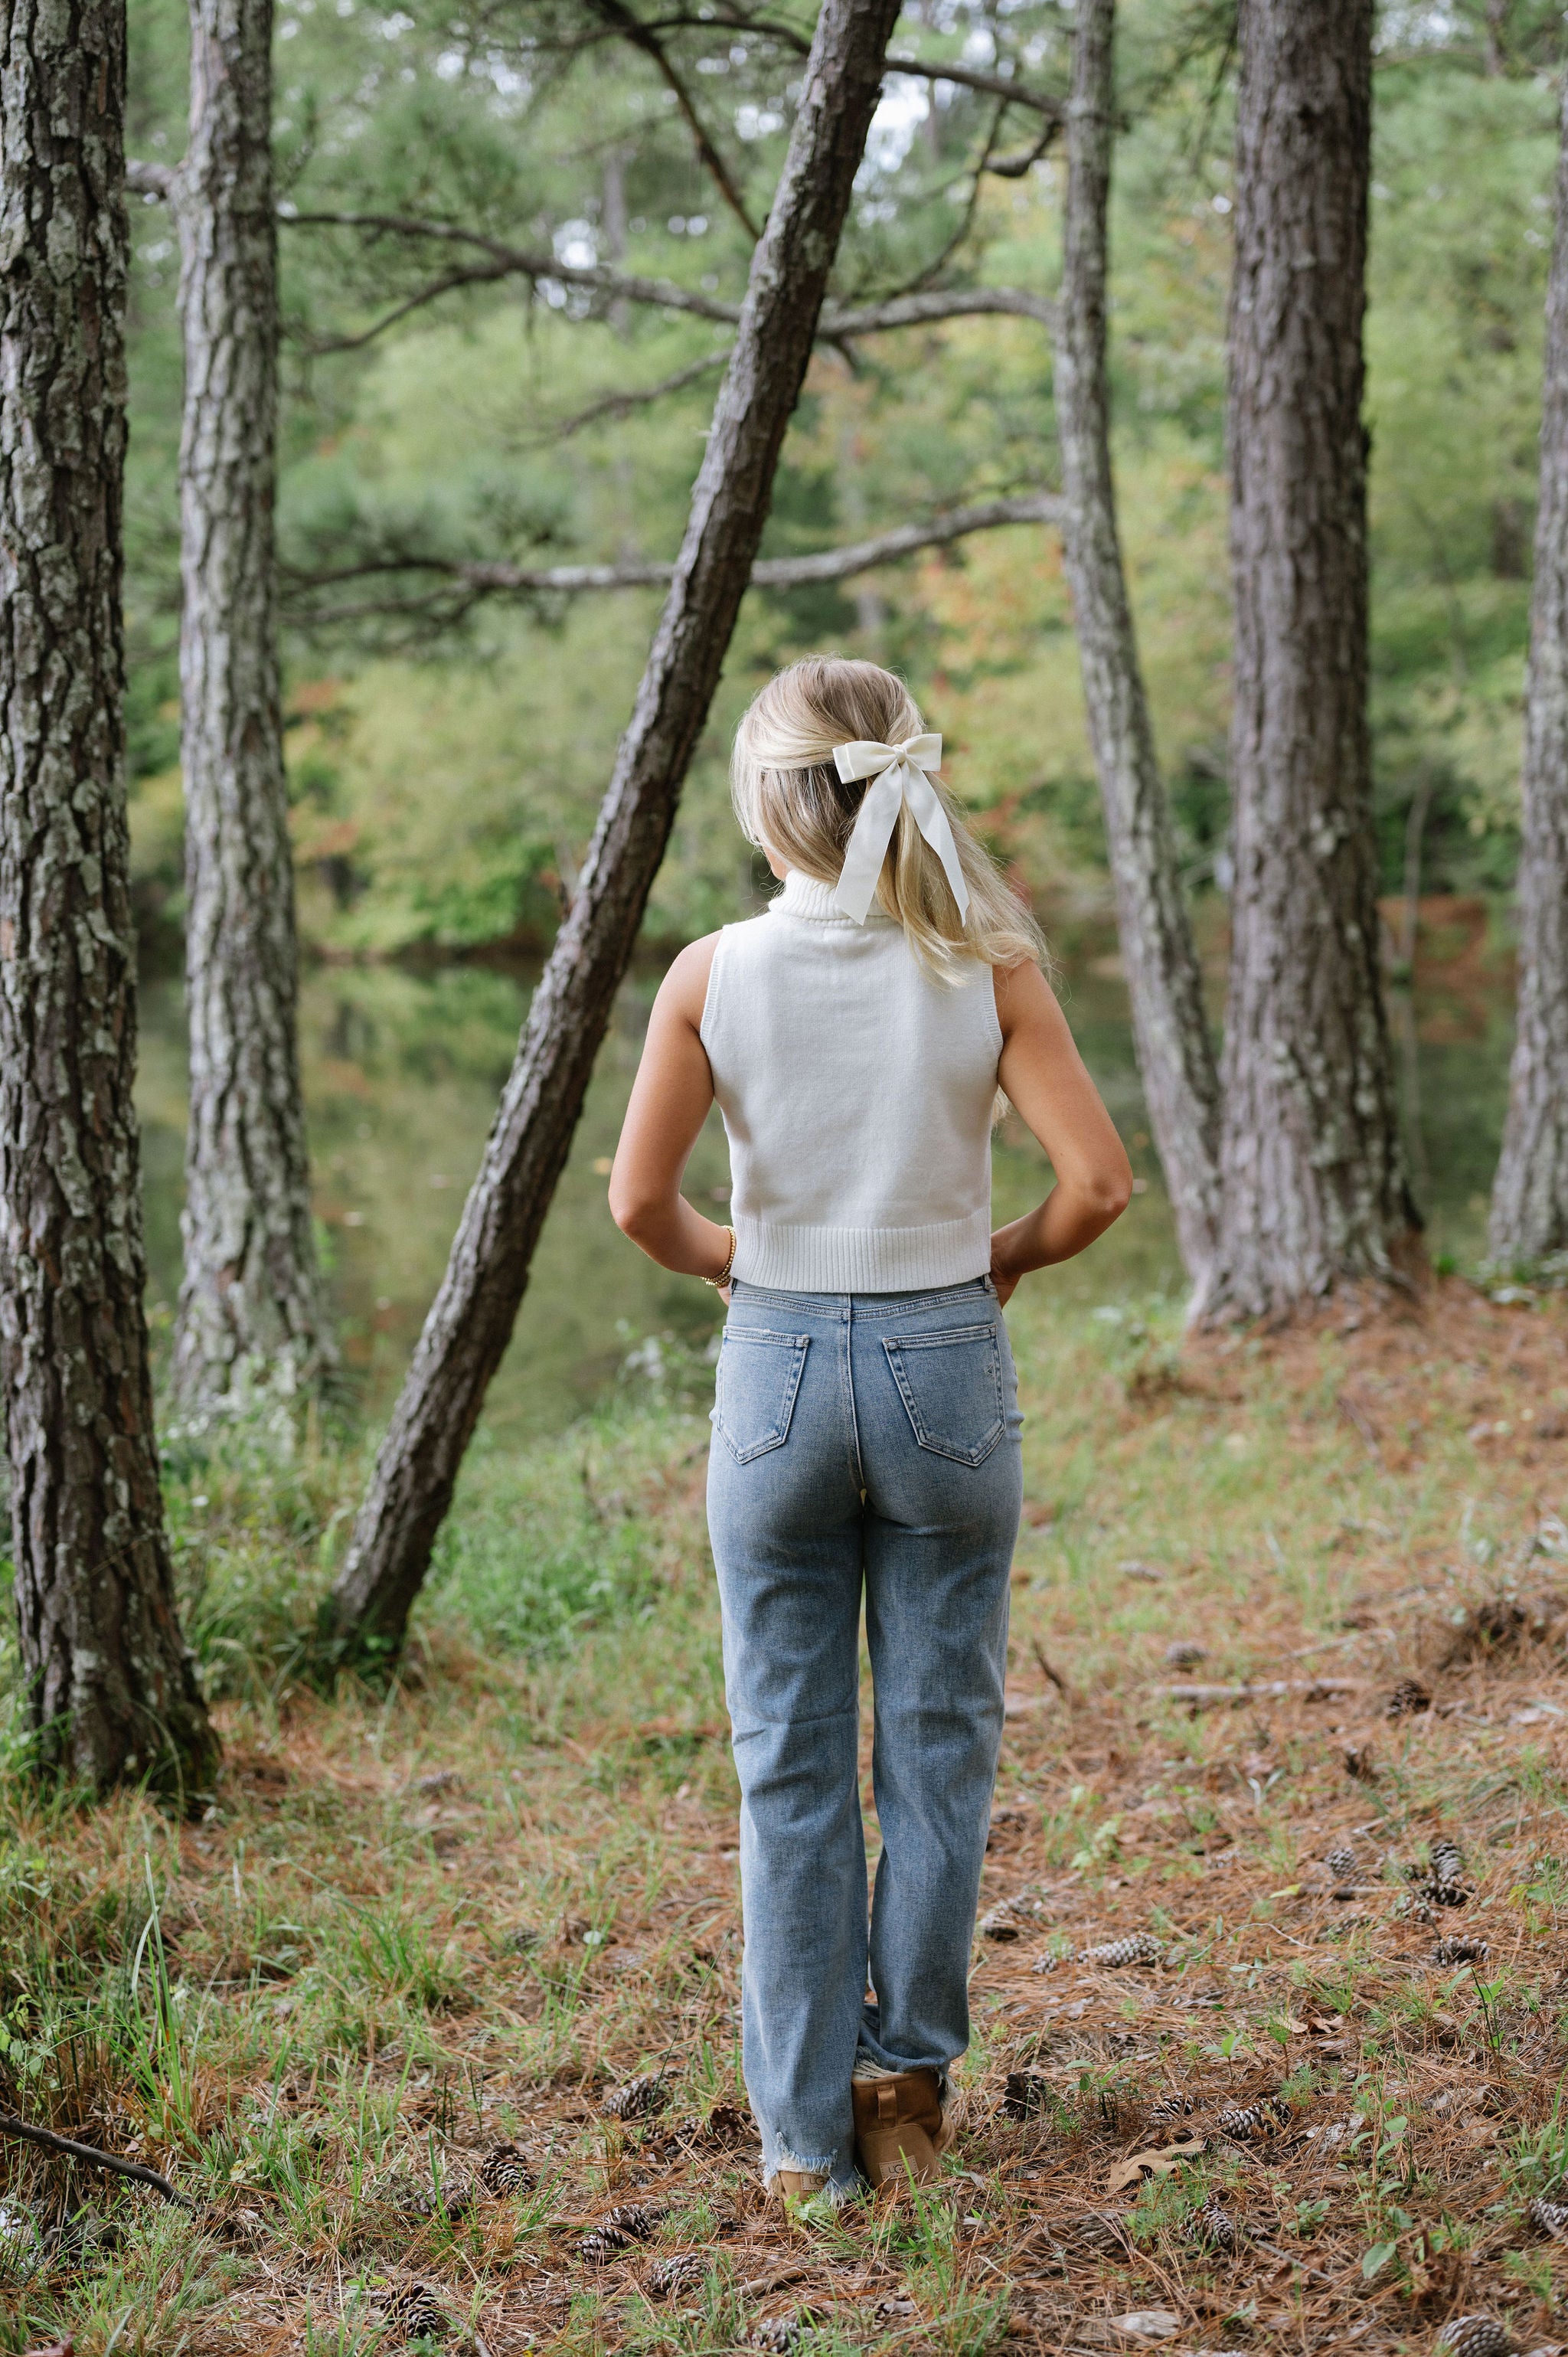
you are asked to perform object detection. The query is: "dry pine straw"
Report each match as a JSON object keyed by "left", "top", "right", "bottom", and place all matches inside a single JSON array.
[{"left": 6, "top": 1279, "right": 1568, "bottom": 2357}]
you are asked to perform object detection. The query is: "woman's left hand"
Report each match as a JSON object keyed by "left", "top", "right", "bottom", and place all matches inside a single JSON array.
[{"left": 988, "top": 1251, "right": 1018, "bottom": 1308}]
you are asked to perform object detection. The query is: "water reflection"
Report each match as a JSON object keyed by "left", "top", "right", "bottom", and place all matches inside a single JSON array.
[{"left": 135, "top": 907, "right": 1516, "bottom": 1443}]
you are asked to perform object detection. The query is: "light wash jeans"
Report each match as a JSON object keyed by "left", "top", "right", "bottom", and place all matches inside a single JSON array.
[{"left": 706, "top": 1275, "right": 1024, "bottom": 2195}]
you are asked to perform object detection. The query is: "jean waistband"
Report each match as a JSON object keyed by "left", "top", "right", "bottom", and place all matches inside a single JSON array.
[{"left": 728, "top": 1275, "right": 996, "bottom": 1322}]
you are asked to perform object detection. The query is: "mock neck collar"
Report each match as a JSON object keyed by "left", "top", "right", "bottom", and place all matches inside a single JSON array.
[{"left": 772, "top": 869, "right": 892, "bottom": 925}]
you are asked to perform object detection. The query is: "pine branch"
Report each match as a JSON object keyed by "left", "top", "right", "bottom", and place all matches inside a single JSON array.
[
  {"left": 521, "top": 348, "right": 731, "bottom": 444},
  {"left": 826, "top": 285, "right": 1056, "bottom": 333},
  {"left": 284, "top": 492, "right": 1063, "bottom": 627},
  {"left": 127, "top": 158, "right": 177, "bottom": 198},
  {"left": 283, "top": 211, "right": 1056, "bottom": 351},
  {"left": 590, "top": 0, "right": 762, "bottom": 239},
  {"left": 630, "top": 10, "right": 1067, "bottom": 118},
  {"left": 986, "top": 118, "right": 1062, "bottom": 178},
  {"left": 284, "top": 210, "right": 742, "bottom": 344},
  {"left": 883, "top": 48, "right": 1065, "bottom": 122}
]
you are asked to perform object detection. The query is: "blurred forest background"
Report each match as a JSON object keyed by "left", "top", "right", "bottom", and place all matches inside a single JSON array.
[
  {"left": 115, "top": 0, "right": 1563, "bottom": 1430},
  {"left": 122, "top": 0, "right": 1552, "bottom": 950}
]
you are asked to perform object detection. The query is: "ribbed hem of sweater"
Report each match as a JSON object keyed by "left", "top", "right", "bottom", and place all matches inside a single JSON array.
[{"left": 731, "top": 1210, "right": 991, "bottom": 1293}]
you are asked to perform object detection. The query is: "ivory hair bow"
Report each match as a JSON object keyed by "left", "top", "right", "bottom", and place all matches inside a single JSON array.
[{"left": 831, "top": 734, "right": 969, "bottom": 925}]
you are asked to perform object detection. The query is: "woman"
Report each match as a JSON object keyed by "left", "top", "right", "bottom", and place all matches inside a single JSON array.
[{"left": 610, "top": 655, "right": 1131, "bottom": 2205}]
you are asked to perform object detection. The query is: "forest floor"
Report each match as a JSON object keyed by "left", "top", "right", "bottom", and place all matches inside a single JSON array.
[{"left": 5, "top": 1268, "right": 1568, "bottom": 2357}]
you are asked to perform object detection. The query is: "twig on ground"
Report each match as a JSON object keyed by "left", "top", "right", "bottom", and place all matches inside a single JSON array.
[
  {"left": 1246, "top": 2231, "right": 1338, "bottom": 2287},
  {"left": 1031, "top": 1639, "right": 1073, "bottom": 1697},
  {"left": 1155, "top": 1678, "right": 1361, "bottom": 1704},
  {"left": 0, "top": 2109, "right": 196, "bottom": 2209}
]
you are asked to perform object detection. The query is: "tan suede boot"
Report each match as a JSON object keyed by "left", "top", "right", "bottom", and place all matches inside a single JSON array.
[
  {"left": 850, "top": 2069, "right": 952, "bottom": 2189},
  {"left": 771, "top": 2168, "right": 828, "bottom": 2205}
]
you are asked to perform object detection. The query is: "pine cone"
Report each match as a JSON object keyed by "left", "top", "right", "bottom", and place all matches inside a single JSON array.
[
  {"left": 602, "top": 2073, "right": 669, "bottom": 2120},
  {"left": 1191, "top": 2193, "right": 1238, "bottom": 2254},
  {"left": 382, "top": 2281, "right": 446, "bottom": 2339},
  {"left": 384, "top": 2169, "right": 475, "bottom": 2221},
  {"left": 1424, "top": 1880, "right": 1469, "bottom": 1909},
  {"left": 751, "top": 2317, "right": 800, "bottom": 2353},
  {"left": 1529, "top": 2196, "right": 1568, "bottom": 2241},
  {"left": 578, "top": 2225, "right": 635, "bottom": 2264},
  {"left": 1070, "top": 2212, "right": 1129, "bottom": 2254},
  {"left": 1434, "top": 1937, "right": 1489, "bottom": 1967},
  {"left": 703, "top": 2101, "right": 750, "bottom": 2146},
  {"left": 1430, "top": 1838, "right": 1465, "bottom": 1885},
  {"left": 1324, "top": 1844, "right": 1357, "bottom": 1880},
  {"left": 1001, "top": 2069, "right": 1054, "bottom": 2120},
  {"left": 648, "top": 2251, "right": 707, "bottom": 2299},
  {"left": 1081, "top": 1933, "right": 1163, "bottom": 1968},
  {"left": 1217, "top": 2101, "right": 1276, "bottom": 2142},
  {"left": 1031, "top": 1945, "right": 1073, "bottom": 1973},
  {"left": 1386, "top": 1678, "right": 1432, "bottom": 1718},
  {"left": 602, "top": 2202, "right": 661, "bottom": 2241},
  {"left": 1435, "top": 2318, "right": 1514, "bottom": 2357},
  {"left": 1147, "top": 2091, "right": 1197, "bottom": 2125},
  {"left": 981, "top": 1895, "right": 1045, "bottom": 1940},
  {"left": 477, "top": 2143, "right": 532, "bottom": 2196},
  {"left": 1165, "top": 1640, "right": 1207, "bottom": 1666}
]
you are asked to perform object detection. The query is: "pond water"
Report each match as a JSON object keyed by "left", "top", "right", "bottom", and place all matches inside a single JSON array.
[{"left": 135, "top": 897, "right": 1517, "bottom": 1443}]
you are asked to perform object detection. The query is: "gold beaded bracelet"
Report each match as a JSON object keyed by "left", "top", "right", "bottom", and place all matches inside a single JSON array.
[{"left": 702, "top": 1226, "right": 737, "bottom": 1291}]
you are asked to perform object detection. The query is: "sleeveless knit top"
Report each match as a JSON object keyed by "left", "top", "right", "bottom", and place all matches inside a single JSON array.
[{"left": 700, "top": 869, "right": 1003, "bottom": 1293}]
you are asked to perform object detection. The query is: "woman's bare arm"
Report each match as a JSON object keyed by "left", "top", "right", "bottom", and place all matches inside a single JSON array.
[
  {"left": 609, "top": 936, "right": 735, "bottom": 1284},
  {"left": 989, "top": 960, "right": 1133, "bottom": 1303}
]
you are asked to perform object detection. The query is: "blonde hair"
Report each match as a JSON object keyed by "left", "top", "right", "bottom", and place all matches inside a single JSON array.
[{"left": 730, "top": 655, "right": 1047, "bottom": 982}]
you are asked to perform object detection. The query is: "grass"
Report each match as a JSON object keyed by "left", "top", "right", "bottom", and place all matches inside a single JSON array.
[{"left": 4, "top": 1266, "right": 1568, "bottom": 2355}]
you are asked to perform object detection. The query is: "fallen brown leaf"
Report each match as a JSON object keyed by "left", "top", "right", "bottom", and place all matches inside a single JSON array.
[{"left": 1105, "top": 2133, "right": 1207, "bottom": 2192}]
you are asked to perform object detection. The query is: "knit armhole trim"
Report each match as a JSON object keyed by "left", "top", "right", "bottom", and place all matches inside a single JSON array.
[
  {"left": 985, "top": 962, "right": 1006, "bottom": 1061},
  {"left": 697, "top": 924, "right": 733, "bottom": 1056}
]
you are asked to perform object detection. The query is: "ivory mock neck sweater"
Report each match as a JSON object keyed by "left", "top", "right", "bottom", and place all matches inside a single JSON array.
[{"left": 700, "top": 870, "right": 1002, "bottom": 1293}]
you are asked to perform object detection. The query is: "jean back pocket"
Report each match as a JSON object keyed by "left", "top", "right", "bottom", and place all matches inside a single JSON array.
[
  {"left": 882, "top": 1321, "right": 1004, "bottom": 1466},
  {"left": 714, "top": 1326, "right": 811, "bottom": 1463}
]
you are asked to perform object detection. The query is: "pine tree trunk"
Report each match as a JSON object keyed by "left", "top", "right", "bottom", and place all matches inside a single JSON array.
[
  {"left": 1205, "top": 0, "right": 1416, "bottom": 1322},
  {"left": 171, "top": 0, "right": 330, "bottom": 1409},
  {"left": 1488, "top": 70, "right": 1568, "bottom": 1270},
  {"left": 323, "top": 0, "right": 903, "bottom": 1663},
  {"left": 0, "top": 0, "right": 218, "bottom": 1794},
  {"left": 1056, "top": 0, "right": 1221, "bottom": 1295}
]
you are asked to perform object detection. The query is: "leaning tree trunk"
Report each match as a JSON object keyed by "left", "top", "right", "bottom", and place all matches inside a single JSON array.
[
  {"left": 1205, "top": 0, "right": 1416, "bottom": 1322},
  {"left": 171, "top": 0, "right": 331, "bottom": 1411},
  {"left": 1489, "top": 70, "right": 1568, "bottom": 1270},
  {"left": 0, "top": 0, "right": 218, "bottom": 1794},
  {"left": 1056, "top": 0, "right": 1221, "bottom": 1296},
  {"left": 324, "top": 0, "right": 903, "bottom": 1662}
]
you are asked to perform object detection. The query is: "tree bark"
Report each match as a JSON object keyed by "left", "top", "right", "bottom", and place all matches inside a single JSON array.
[
  {"left": 1489, "top": 70, "right": 1568, "bottom": 1270},
  {"left": 171, "top": 0, "right": 331, "bottom": 1411},
  {"left": 1205, "top": 0, "right": 1416, "bottom": 1322},
  {"left": 1055, "top": 0, "right": 1221, "bottom": 1294},
  {"left": 0, "top": 0, "right": 218, "bottom": 1793},
  {"left": 323, "top": 0, "right": 904, "bottom": 1662}
]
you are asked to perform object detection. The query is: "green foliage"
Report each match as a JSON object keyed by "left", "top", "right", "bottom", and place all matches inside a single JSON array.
[{"left": 118, "top": 0, "right": 1553, "bottom": 962}]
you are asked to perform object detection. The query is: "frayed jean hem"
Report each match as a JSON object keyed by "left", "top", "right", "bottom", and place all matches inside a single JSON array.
[{"left": 763, "top": 2156, "right": 863, "bottom": 2206}]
